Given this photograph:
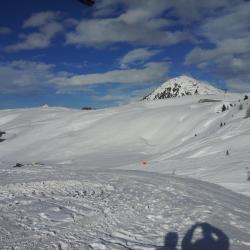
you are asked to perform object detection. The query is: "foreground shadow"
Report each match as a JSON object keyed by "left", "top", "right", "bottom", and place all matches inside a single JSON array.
[
  {"left": 156, "top": 232, "right": 178, "bottom": 250},
  {"left": 182, "top": 223, "right": 229, "bottom": 250},
  {"left": 157, "top": 223, "right": 229, "bottom": 250}
]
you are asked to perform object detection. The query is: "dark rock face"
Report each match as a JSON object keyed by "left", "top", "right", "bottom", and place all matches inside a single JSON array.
[{"left": 152, "top": 84, "right": 197, "bottom": 100}]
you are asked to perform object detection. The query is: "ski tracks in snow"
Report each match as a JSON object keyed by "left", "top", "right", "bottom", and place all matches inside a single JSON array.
[{"left": 0, "top": 169, "right": 250, "bottom": 249}]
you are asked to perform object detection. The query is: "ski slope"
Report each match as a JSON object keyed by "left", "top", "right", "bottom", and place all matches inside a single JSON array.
[{"left": 1, "top": 93, "right": 250, "bottom": 249}]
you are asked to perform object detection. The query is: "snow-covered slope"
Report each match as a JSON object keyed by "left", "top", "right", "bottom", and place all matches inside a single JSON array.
[
  {"left": 1, "top": 93, "right": 250, "bottom": 249},
  {"left": 143, "top": 75, "right": 223, "bottom": 100},
  {"left": 0, "top": 94, "right": 250, "bottom": 195},
  {"left": 1, "top": 170, "right": 250, "bottom": 249}
]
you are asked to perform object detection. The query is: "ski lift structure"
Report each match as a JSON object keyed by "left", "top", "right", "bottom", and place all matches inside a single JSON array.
[{"left": 77, "top": 0, "right": 95, "bottom": 6}]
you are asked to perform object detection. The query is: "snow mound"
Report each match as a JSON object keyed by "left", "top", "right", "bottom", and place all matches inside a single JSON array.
[{"left": 143, "top": 75, "right": 223, "bottom": 100}]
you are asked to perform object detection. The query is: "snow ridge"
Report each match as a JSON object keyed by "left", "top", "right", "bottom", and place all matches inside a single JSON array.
[{"left": 143, "top": 75, "right": 222, "bottom": 100}]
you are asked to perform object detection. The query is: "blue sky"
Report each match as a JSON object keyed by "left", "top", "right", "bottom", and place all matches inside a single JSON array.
[{"left": 0, "top": 0, "right": 249, "bottom": 109}]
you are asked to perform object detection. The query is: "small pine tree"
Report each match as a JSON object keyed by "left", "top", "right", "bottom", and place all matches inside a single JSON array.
[
  {"left": 0, "top": 130, "right": 6, "bottom": 142},
  {"left": 246, "top": 167, "right": 250, "bottom": 181},
  {"left": 244, "top": 95, "right": 248, "bottom": 101},
  {"left": 222, "top": 104, "right": 227, "bottom": 112},
  {"left": 239, "top": 103, "right": 243, "bottom": 110},
  {"left": 245, "top": 105, "right": 250, "bottom": 118}
]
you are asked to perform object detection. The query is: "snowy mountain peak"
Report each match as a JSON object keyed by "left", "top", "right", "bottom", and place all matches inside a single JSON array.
[{"left": 143, "top": 75, "right": 222, "bottom": 101}]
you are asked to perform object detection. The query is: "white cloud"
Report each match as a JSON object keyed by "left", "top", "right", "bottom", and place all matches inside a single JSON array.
[
  {"left": 94, "top": 0, "right": 170, "bottom": 18},
  {"left": 93, "top": 85, "right": 157, "bottom": 105},
  {"left": 66, "top": 0, "right": 191, "bottom": 47},
  {"left": 23, "top": 11, "right": 62, "bottom": 28},
  {"left": 50, "top": 62, "right": 169, "bottom": 87},
  {"left": 0, "top": 60, "right": 55, "bottom": 93},
  {"left": 68, "top": 1, "right": 242, "bottom": 48},
  {"left": 0, "top": 58, "right": 169, "bottom": 94},
  {"left": 94, "top": 0, "right": 240, "bottom": 23},
  {"left": 5, "top": 11, "right": 64, "bottom": 52},
  {"left": 166, "top": 0, "right": 241, "bottom": 23},
  {"left": 183, "top": 0, "right": 250, "bottom": 91},
  {"left": 119, "top": 48, "right": 161, "bottom": 69},
  {"left": 6, "top": 32, "right": 52, "bottom": 51},
  {"left": 69, "top": 0, "right": 246, "bottom": 49},
  {"left": 227, "top": 80, "right": 250, "bottom": 92},
  {"left": 0, "top": 27, "right": 12, "bottom": 35},
  {"left": 66, "top": 17, "right": 188, "bottom": 47},
  {"left": 185, "top": 37, "right": 250, "bottom": 65},
  {"left": 3, "top": 0, "right": 250, "bottom": 93},
  {"left": 200, "top": 1, "right": 250, "bottom": 42}
]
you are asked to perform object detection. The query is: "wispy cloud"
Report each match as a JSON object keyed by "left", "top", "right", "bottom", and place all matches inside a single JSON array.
[
  {"left": 66, "top": 0, "right": 190, "bottom": 47},
  {"left": 0, "top": 58, "right": 169, "bottom": 94},
  {"left": 2, "top": 0, "right": 250, "bottom": 93},
  {"left": 0, "top": 27, "right": 12, "bottom": 35},
  {"left": 50, "top": 62, "right": 169, "bottom": 87},
  {"left": 119, "top": 48, "right": 162, "bottom": 69},
  {"left": 5, "top": 11, "right": 64, "bottom": 52},
  {"left": 23, "top": 11, "right": 62, "bottom": 28},
  {"left": 185, "top": 1, "right": 250, "bottom": 90},
  {"left": 0, "top": 60, "right": 55, "bottom": 93},
  {"left": 66, "top": 17, "right": 188, "bottom": 47}
]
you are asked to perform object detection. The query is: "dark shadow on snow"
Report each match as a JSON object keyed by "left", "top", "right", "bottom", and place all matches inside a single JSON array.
[
  {"left": 156, "top": 232, "right": 178, "bottom": 250},
  {"left": 157, "top": 222, "right": 230, "bottom": 250}
]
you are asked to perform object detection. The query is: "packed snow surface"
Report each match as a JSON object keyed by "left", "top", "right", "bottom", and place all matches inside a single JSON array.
[{"left": 1, "top": 92, "right": 250, "bottom": 249}]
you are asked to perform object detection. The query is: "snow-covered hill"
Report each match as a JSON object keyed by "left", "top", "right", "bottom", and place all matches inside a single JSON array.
[
  {"left": 143, "top": 75, "right": 223, "bottom": 100},
  {"left": 1, "top": 92, "right": 250, "bottom": 249},
  {"left": 0, "top": 93, "right": 250, "bottom": 195}
]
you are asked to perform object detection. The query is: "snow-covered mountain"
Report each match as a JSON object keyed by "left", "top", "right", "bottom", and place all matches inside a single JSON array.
[{"left": 143, "top": 75, "right": 223, "bottom": 100}]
